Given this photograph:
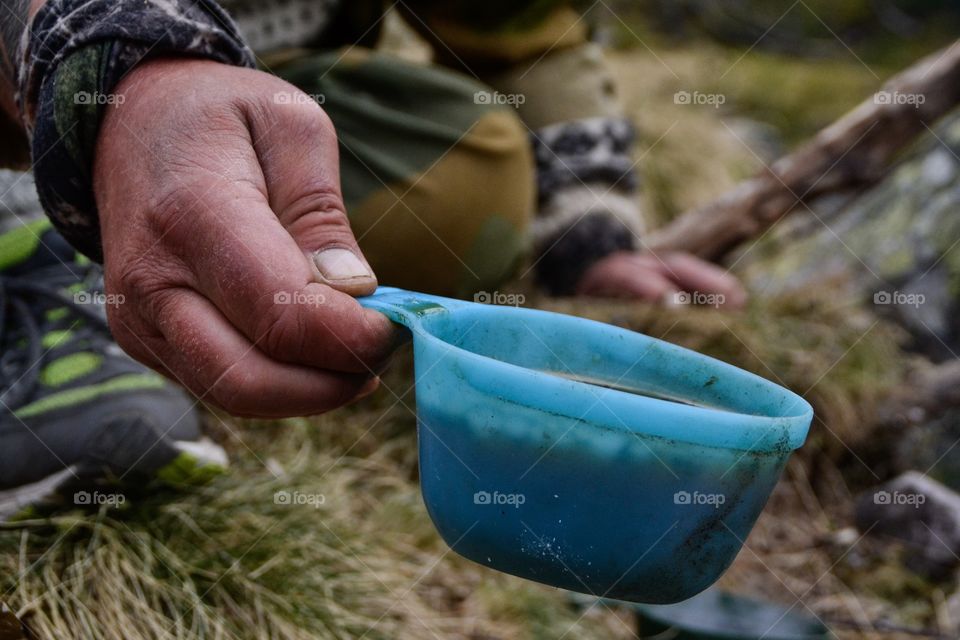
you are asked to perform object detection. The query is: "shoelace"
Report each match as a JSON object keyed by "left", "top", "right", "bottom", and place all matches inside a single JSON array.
[{"left": 0, "top": 273, "right": 110, "bottom": 410}]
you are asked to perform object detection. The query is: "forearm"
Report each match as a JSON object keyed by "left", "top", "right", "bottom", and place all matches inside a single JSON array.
[{"left": 1, "top": 0, "right": 27, "bottom": 90}]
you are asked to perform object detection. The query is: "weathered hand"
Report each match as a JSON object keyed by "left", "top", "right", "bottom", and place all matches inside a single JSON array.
[
  {"left": 577, "top": 251, "right": 747, "bottom": 309},
  {"left": 95, "top": 59, "right": 400, "bottom": 417}
]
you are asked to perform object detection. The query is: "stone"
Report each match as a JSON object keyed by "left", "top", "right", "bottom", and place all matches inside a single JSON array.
[
  {"left": 893, "top": 407, "right": 960, "bottom": 492},
  {"left": 736, "top": 107, "right": 960, "bottom": 362},
  {"left": 855, "top": 471, "right": 960, "bottom": 577}
]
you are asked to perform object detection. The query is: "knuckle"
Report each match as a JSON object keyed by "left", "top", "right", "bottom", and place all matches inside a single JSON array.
[
  {"left": 109, "top": 260, "right": 157, "bottom": 299},
  {"left": 210, "top": 366, "right": 261, "bottom": 416},
  {"left": 253, "top": 293, "right": 307, "bottom": 361},
  {"left": 283, "top": 208, "right": 356, "bottom": 249},
  {"left": 112, "top": 262, "right": 191, "bottom": 324},
  {"left": 143, "top": 186, "right": 197, "bottom": 243},
  {"left": 281, "top": 189, "right": 348, "bottom": 226},
  {"left": 282, "top": 93, "right": 333, "bottom": 131},
  {"left": 255, "top": 81, "right": 333, "bottom": 134}
]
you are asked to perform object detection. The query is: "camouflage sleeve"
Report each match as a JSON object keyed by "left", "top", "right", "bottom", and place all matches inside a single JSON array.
[
  {"left": 10, "top": 0, "right": 254, "bottom": 260},
  {"left": 0, "top": 0, "right": 32, "bottom": 165},
  {"left": 530, "top": 117, "right": 644, "bottom": 295}
]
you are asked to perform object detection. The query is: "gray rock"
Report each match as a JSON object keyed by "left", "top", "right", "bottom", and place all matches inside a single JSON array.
[
  {"left": 725, "top": 117, "right": 785, "bottom": 163},
  {"left": 855, "top": 471, "right": 960, "bottom": 577},
  {"left": 736, "top": 107, "right": 960, "bottom": 361},
  {"left": 893, "top": 408, "right": 960, "bottom": 492}
]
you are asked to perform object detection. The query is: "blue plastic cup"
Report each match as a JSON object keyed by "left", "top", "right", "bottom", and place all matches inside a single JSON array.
[{"left": 359, "top": 288, "right": 813, "bottom": 603}]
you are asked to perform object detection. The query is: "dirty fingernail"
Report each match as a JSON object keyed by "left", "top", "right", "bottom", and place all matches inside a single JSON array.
[{"left": 314, "top": 248, "right": 373, "bottom": 283}]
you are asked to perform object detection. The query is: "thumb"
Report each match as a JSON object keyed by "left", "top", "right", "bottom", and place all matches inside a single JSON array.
[{"left": 249, "top": 89, "right": 377, "bottom": 296}]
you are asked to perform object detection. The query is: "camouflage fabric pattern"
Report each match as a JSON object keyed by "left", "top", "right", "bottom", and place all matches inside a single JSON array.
[{"left": 19, "top": 0, "right": 253, "bottom": 261}]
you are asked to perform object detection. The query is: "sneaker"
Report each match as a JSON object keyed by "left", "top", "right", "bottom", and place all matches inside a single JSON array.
[{"left": 0, "top": 220, "right": 227, "bottom": 520}]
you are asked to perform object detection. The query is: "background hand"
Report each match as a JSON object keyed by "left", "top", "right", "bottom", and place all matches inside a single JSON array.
[{"left": 576, "top": 251, "right": 747, "bottom": 309}]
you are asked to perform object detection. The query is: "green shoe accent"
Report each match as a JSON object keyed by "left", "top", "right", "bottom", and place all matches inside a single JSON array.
[
  {"left": 0, "top": 219, "right": 52, "bottom": 271},
  {"left": 15, "top": 373, "right": 167, "bottom": 419},
  {"left": 41, "top": 329, "right": 74, "bottom": 349},
  {"left": 46, "top": 308, "right": 69, "bottom": 322},
  {"left": 40, "top": 352, "right": 102, "bottom": 387},
  {"left": 1, "top": 222, "right": 225, "bottom": 519},
  {"left": 156, "top": 452, "right": 227, "bottom": 487}
]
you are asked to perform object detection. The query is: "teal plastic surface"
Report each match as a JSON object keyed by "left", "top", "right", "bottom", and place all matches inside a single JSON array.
[{"left": 359, "top": 288, "right": 813, "bottom": 603}]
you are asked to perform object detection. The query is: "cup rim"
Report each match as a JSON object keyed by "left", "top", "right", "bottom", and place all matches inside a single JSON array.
[{"left": 412, "top": 309, "right": 813, "bottom": 453}]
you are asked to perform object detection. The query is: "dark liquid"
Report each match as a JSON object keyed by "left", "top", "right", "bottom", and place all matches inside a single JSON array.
[{"left": 545, "top": 371, "right": 727, "bottom": 411}]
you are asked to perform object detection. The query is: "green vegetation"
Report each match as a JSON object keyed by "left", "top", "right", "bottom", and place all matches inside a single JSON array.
[{"left": 0, "top": 373, "right": 635, "bottom": 639}]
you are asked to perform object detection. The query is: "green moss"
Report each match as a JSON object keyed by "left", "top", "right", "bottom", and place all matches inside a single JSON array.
[{"left": 709, "top": 52, "right": 881, "bottom": 144}]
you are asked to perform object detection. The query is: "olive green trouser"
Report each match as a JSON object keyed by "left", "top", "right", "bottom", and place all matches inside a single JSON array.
[
  {"left": 270, "top": 0, "right": 620, "bottom": 297},
  {"left": 276, "top": 49, "right": 535, "bottom": 298}
]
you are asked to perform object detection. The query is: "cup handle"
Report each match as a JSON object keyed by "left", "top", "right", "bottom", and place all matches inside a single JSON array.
[{"left": 357, "top": 287, "right": 467, "bottom": 330}]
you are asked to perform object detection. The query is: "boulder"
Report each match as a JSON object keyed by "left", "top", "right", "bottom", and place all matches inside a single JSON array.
[
  {"left": 855, "top": 471, "right": 960, "bottom": 577},
  {"left": 737, "top": 108, "right": 960, "bottom": 361}
]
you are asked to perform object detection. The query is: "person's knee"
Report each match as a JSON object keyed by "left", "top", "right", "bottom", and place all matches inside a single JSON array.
[
  {"left": 456, "top": 104, "right": 534, "bottom": 235},
  {"left": 352, "top": 104, "right": 534, "bottom": 298}
]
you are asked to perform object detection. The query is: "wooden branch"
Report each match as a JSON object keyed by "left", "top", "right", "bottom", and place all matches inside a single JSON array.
[{"left": 647, "top": 40, "right": 960, "bottom": 260}]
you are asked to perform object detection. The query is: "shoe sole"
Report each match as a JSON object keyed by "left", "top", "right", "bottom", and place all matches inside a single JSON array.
[{"left": 0, "top": 438, "right": 227, "bottom": 522}]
